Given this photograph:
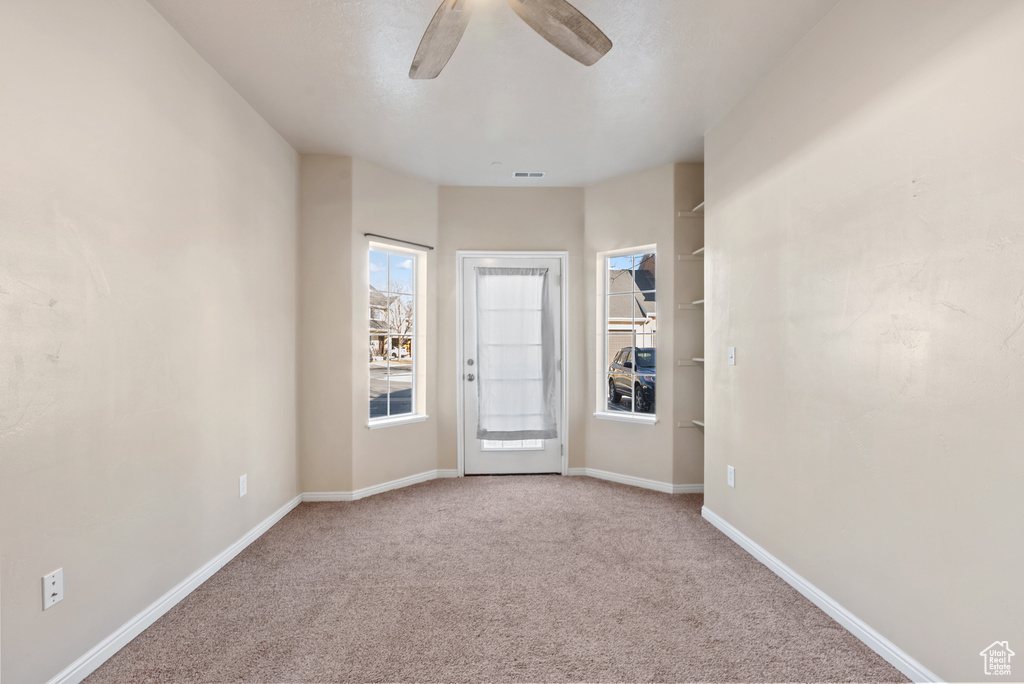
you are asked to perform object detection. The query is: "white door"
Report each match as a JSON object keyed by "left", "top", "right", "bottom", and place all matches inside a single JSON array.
[{"left": 460, "top": 253, "right": 564, "bottom": 475}]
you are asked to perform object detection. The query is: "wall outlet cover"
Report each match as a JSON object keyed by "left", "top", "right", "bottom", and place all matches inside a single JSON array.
[
  {"left": 43, "top": 568, "right": 64, "bottom": 610},
  {"left": 239, "top": 474, "right": 247, "bottom": 497},
  {"left": 727, "top": 465, "right": 735, "bottom": 488}
]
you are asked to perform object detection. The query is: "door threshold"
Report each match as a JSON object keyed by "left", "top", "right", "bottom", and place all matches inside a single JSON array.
[{"left": 464, "top": 472, "right": 562, "bottom": 477}]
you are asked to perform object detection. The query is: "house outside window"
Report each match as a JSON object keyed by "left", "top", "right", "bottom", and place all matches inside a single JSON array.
[
  {"left": 369, "top": 248, "right": 416, "bottom": 421},
  {"left": 603, "top": 249, "right": 657, "bottom": 417}
]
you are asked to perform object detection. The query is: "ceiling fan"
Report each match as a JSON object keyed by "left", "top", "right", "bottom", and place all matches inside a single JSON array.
[{"left": 409, "top": 0, "right": 613, "bottom": 79}]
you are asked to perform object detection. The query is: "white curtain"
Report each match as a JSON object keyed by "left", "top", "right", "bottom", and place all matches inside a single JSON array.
[{"left": 475, "top": 267, "right": 558, "bottom": 440}]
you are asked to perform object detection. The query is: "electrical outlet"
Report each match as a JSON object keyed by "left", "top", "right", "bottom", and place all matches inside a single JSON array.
[
  {"left": 239, "top": 474, "right": 247, "bottom": 498},
  {"left": 727, "top": 465, "right": 735, "bottom": 488},
  {"left": 42, "top": 568, "right": 64, "bottom": 610},
  {"left": 728, "top": 347, "right": 736, "bottom": 366}
]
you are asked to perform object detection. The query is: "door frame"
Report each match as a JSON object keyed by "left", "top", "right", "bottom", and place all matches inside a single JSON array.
[{"left": 455, "top": 250, "right": 569, "bottom": 477}]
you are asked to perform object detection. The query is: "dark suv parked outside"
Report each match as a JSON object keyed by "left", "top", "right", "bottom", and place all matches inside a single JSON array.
[{"left": 608, "top": 347, "right": 656, "bottom": 413}]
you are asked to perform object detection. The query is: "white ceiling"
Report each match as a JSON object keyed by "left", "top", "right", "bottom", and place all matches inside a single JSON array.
[{"left": 147, "top": 0, "right": 839, "bottom": 187}]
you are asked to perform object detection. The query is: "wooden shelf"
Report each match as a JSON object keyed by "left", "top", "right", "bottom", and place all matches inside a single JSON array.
[
  {"left": 692, "top": 419, "right": 705, "bottom": 427},
  {"left": 692, "top": 246, "right": 705, "bottom": 256},
  {"left": 692, "top": 299, "right": 705, "bottom": 306},
  {"left": 692, "top": 201, "right": 705, "bottom": 213},
  {"left": 692, "top": 357, "right": 705, "bottom": 363}
]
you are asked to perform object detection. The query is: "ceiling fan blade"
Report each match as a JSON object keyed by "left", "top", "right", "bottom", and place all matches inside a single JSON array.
[
  {"left": 409, "top": 0, "right": 475, "bottom": 79},
  {"left": 507, "top": 0, "right": 612, "bottom": 67}
]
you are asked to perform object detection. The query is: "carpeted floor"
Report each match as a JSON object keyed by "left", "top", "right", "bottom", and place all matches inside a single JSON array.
[{"left": 85, "top": 476, "right": 908, "bottom": 683}]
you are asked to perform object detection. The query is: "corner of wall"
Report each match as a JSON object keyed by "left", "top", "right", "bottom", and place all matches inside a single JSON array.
[{"left": 298, "top": 154, "right": 355, "bottom": 493}]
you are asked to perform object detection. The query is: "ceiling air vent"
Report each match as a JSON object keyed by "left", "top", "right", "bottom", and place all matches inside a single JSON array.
[{"left": 513, "top": 171, "right": 546, "bottom": 178}]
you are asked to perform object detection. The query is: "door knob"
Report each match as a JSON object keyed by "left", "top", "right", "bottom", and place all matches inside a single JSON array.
[{"left": 467, "top": 373, "right": 475, "bottom": 382}]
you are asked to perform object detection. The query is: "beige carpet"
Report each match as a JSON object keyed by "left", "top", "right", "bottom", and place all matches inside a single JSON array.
[{"left": 85, "top": 476, "right": 907, "bottom": 683}]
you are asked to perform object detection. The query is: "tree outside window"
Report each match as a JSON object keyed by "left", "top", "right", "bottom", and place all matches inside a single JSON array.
[{"left": 369, "top": 248, "right": 416, "bottom": 419}]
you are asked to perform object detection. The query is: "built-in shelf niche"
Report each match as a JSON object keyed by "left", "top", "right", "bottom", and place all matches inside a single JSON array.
[{"left": 675, "top": 189, "right": 705, "bottom": 433}]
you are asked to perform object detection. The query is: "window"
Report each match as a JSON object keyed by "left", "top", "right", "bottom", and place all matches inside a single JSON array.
[
  {"left": 603, "top": 249, "right": 657, "bottom": 416},
  {"left": 369, "top": 248, "right": 417, "bottom": 421}
]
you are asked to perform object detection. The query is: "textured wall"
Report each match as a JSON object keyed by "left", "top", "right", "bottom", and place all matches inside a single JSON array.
[
  {"left": 704, "top": 1, "right": 1024, "bottom": 680},
  {"left": 0, "top": 1, "right": 299, "bottom": 682}
]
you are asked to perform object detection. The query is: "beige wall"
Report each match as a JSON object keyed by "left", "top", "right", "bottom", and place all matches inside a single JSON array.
[
  {"left": 0, "top": 1, "right": 299, "bottom": 682},
  {"left": 583, "top": 165, "right": 679, "bottom": 483},
  {"left": 298, "top": 156, "right": 354, "bottom": 492},
  {"left": 351, "top": 159, "right": 439, "bottom": 489},
  {"left": 704, "top": 1, "right": 1024, "bottom": 680},
  {"left": 436, "top": 188, "right": 586, "bottom": 469}
]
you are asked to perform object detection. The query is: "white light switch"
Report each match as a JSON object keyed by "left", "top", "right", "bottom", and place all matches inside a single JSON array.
[
  {"left": 727, "top": 466, "right": 735, "bottom": 488},
  {"left": 42, "top": 568, "right": 64, "bottom": 610},
  {"left": 728, "top": 347, "right": 736, "bottom": 366},
  {"left": 239, "top": 474, "right": 247, "bottom": 498}
]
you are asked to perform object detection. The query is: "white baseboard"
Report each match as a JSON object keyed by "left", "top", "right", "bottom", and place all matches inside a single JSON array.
[
  {"left": 700, "top": 506, "right": 941, "bottom": 683},
  {"left": 46, "top": 494, "right": 303, "bottom": 684},
  {"left": 303, "top": 469, "right": 460, "bottom": 502},
  {"left": 568, "top": 467, "right": 704, "bottom": 494},
  {"left": 301, "top": 491, "right": 356, "bottom": 502}
]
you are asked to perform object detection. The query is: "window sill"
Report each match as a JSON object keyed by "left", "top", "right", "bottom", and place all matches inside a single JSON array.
[
  {"left": 367, "top": 414, "right": 429, "bottom": 430},
  {"left": 593, "top": 412, "right": 658, "bottom": 426}
]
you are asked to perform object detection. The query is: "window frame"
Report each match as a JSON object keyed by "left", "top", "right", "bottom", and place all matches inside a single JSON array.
[
  {"left": 595, "top": 245, "right": 658, "bottom": 425},
  {"left": 368, "top": 244, "right": 421, "bottom": 427}
]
